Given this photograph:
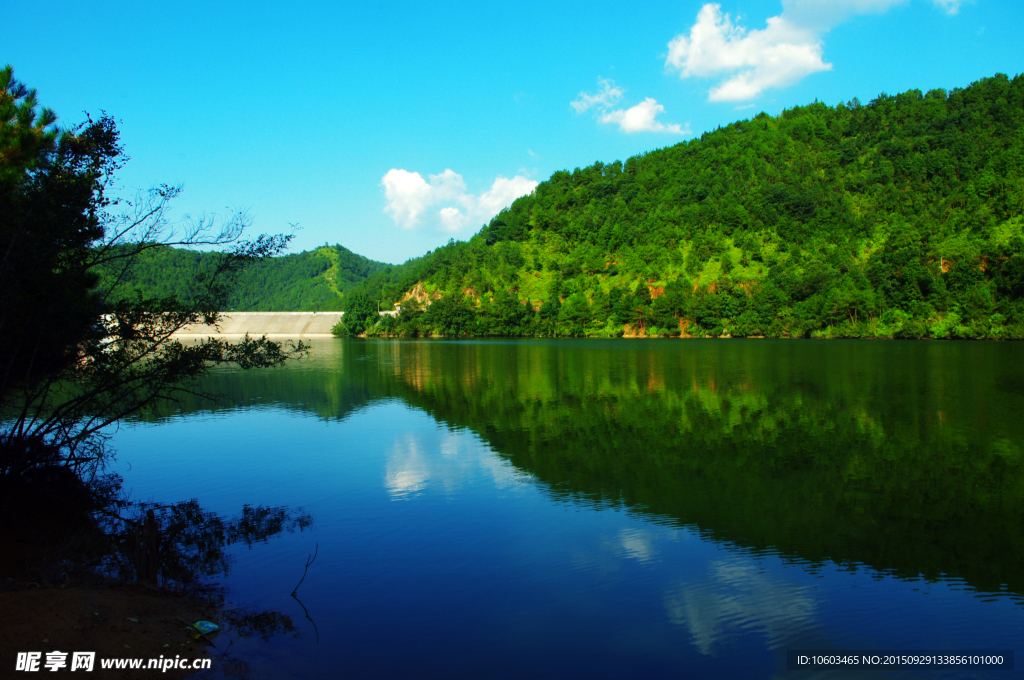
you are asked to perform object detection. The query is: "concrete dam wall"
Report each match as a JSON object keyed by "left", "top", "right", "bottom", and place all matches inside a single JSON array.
[{"left": 173, "top": 312, "right": 344, "bottom": 339}]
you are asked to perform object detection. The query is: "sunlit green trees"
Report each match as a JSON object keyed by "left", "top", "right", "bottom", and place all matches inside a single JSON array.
[{"left": 341, "top": 72, "right": 1024, "bottom": 339}]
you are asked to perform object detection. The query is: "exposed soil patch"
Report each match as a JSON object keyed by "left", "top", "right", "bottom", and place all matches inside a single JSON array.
[{"left": 0, "top": 584, "right": 217, "bottom": 679}]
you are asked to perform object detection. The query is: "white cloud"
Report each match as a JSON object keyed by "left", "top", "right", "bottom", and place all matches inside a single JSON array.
[
  {"left": 381, "top": 168, "right": 537, "bottom": 233},
  {"left": 477, "top": 175, "right": 538, "bottom": 218},
  {"left": 666, "top": 4, "right": 831, "bottom": 102},
  {"left": 599, "top": 98, "right": 691, "bottom": 135},
  {"left": 667, "top": 1, "right": 958, "bottom": 101},
  {"left": 381, "top": 168, "right": 465, "bottom": 229},
  {"left": 932, "top": 0, "right": 962, "bottom": 14},
  {"left": 435, "top": 174, "right": 540, "bottom": 233},
  {"left": 571, "top": 77, "right": 623, "bottom": 113},
  {"left": 573, "top": 77, "right": 690, "bottom": 135},
  {"left": 781, "top": 0, "right": 909, "bottom": 31},
  {"left": 381, "top": 169, "right": 431, "bottom": 229}
]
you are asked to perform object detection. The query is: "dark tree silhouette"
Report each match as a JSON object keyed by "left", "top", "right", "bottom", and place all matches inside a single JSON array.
[{"left": 0, "top": 65, "right": 304, "bottom": 487}]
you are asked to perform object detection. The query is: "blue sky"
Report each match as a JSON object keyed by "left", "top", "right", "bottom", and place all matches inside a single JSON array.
[{"left": 5, "top": 0, "right": 1022, "bottom": 264}]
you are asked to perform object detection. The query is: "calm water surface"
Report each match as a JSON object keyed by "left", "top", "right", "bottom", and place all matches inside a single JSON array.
[{"left": 110, "top": 339, "right": 1024, "bottom": 679}]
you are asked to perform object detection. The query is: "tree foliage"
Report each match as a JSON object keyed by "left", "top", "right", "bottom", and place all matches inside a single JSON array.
[
  {"left": 0, "top": 65, "right": 303, "bottom": 486},
  {"left": 346, "top": 73, "right": 1024, "bottom": 340},
  {"left": 95, "top": 242, "right": 387, "bottom": 312}
]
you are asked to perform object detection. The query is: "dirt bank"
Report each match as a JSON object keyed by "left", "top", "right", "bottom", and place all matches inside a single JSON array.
[{"left": 0, "top": 584, "right": 218, "bottom": 679}]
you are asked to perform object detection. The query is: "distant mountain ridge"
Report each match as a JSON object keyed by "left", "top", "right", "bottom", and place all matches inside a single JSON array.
[
  {"left": 336, "top": 72, "right": 1024, "bottom": 340},
  {"left": 100, "top": 243, "right": 387, "bottom": 311}
]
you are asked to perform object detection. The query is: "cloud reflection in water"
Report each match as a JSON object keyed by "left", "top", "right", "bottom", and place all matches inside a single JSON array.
[
  {"left": 384, "top": 429, "right": 531, "bottom": 500},
  {"left": 613, "top": 527, "right": 667, "bottom": 563},
  {"left": 664, "top": 558, "right": 818, "bottom": 655}
]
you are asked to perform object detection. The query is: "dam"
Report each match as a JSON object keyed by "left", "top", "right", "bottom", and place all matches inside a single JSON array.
[{"left": 173, "top": 311, "right": 344, "bottom": 339}]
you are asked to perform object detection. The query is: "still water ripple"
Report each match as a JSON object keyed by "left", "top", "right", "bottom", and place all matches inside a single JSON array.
[{"left": 110, "top": 339, "right": 1023, "bottom": 678}]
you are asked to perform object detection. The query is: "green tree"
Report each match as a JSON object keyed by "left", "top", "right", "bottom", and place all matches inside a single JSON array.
[
  {"left": 490, "top": 288, "right": 534, "bottom": 336},
  {"left": 422, "top": 293, "right": 475, "bottom": 336},
  {"left": 559, "top": 292, "right": 591, "bottom": 336},
  {"left": 0, "top": 66, "right": 302, "bottom": 487},
  {"left": 302, "top": 72, "right": 1024, "bottom": 339},
  {"left": 336, "top": 291, "right": 379, "bottom": 335}
]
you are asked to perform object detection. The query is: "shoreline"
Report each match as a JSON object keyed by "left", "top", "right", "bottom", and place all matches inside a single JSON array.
[{"left": 0, "top": 583, "right": 218, "bottom": 678}]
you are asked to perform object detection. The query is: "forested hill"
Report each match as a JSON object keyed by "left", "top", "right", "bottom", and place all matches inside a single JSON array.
[
  {"left": 340, "top": 73, "right": 1024, "bottom": 340},
  {"left": 100, "top": 244, "right": 387, "bottom": 311}
]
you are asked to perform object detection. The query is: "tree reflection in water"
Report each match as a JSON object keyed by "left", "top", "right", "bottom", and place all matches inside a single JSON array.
[
  {"left": 96, "top": 495, "right": 313, "bottom": 643},
  {"left": 136, "top": 339, "right": 1024, "bottom": 597},
  {"left": 0, "top": 470, "right": 314, "bottom": 657},
  {"left": 103, "top": 499, "right": 312, "bottom": 596}
]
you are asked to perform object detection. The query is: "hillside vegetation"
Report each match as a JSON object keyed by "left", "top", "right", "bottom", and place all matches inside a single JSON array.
[
  {"left": 340, "top": 73, "right": 1024, "bottom": 339},
  {"left": 99, "top": 244, "right": 387, "bottom": 311}
]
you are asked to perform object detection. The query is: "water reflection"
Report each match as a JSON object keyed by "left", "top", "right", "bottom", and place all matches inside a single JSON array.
[
  {"left": 384, "top": 429, "right": 530, "bottom": 500},
  {"left": 103, "top": 500, "right": 312, "bottom": 594},
  {"left": 613, "top": 528, "right": 663, "bottom": 563},
  {"left": 1, "top": 463, "right": 314, "bottom": 680},
  {"left": 133, "top": 339, "right": 1024, "bottom": 601},
  {"left": 385, "top": 434, "right": 430, "bottom": 499},
  {"left": 374, "top": 339, "right": 1024, "bottom": 599},
  {"left": 664, "top": 559, "right": 818, "bottom": 655},
  {"left": 106, "top": 339, "right": 1024, "bottom": 678}
]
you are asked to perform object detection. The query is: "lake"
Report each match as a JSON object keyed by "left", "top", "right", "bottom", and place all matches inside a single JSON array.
[{"left": 109, "top": 338, "right": 1024, "bottom": 679}]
